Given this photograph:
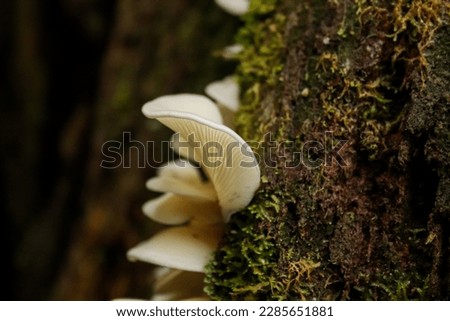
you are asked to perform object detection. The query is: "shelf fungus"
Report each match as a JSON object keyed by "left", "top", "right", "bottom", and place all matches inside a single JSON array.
[
  {"left": 128, "top": 92, "right": 260, "bottom": 299},
  {"left": 215, "top": 0, "right": 249, "bottom": 16}
]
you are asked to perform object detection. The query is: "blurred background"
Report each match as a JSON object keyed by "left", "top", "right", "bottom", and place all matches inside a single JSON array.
[{"left": 0, "top": 0, "right": 240, "bottom": 300}]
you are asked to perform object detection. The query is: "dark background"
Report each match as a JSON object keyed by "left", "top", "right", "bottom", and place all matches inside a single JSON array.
[{"left": 0, "top": 0, "right": 239, "bottom": 300}]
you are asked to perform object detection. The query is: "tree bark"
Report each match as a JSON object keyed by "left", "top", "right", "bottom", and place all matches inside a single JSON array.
[{"left": 206, "top": 0, "right": 450, "bottom": 300}]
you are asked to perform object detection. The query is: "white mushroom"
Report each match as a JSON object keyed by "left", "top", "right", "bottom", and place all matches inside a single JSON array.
[
  {"left": 142, "top": 93, "right": 223, "bottom": 124},
  {"left": 142, "top": 94, "right": 260, "bottom": 222},
  {"left": 128, "top": 162, "right": 224, "bottom": 295},
  {"left": 145, "top": 160, "right": 217, "bottom": 201},
  {"left": 125, "top": 0, "right": 257, "bottom": 300},
  {"left": 205, "top": 76, "right": 240, "bottom": 113},
  {"left": 205, "top": 76, "right": 240, "bottom": 127},
  {"left": 143, "top": 193, "right": 221, "bottom": 226},
  {"left": 172, "top": 76, "right": 240, "bottom": 151},
  {"left": 215, "top": 0, "right": 250, "bottom": 16},
  {"left": 129, "top": 86, "right": 259, "bottom": 298},
  {"left": 127, "top": 224, "right": 224, "bottom": 272}
]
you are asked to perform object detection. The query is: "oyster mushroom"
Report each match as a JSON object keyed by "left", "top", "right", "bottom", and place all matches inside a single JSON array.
[
  {"left": 142, "top": 193, "right": 221, "bottom": 226},
  {"left": 142, "top": 93, "right": 260, "bottom": 222},
  {"left": 205, "top": 76, "right": 240, "bottom": 127},
  {"left": 127, "top": 160, "right": 223, "bottom": 272},
  {"left": 127, "top": 91, "right": 260, "bottom": 299},
  {"left": 145, "top": 160, "right": 217, "bottom": 201},
  {"left": 205, "top": 76, "right": 240, "bottom": 113},
  {"left": 127, "top": 223, "right": 223, "bottom": 272}
]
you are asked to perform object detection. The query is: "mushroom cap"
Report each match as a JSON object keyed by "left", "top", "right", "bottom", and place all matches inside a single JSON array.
[
  {"left": 205, "top": 76, "right": 240, "bottom": 112},
  {"left": 214, "top": 0, "right": 249, "bottom": 16},
  {"left": 127, "top": 224, "right": 224, "bottom": 272},
  {"left": 142, "top": 94, "right": 260, "bottom": 221},
  {"left": 142, "top": 193, "right": 222, "bottom": 226},
  {"left": 205, "top": 76, "right": 240, "bottom": 127},
  {"left": 145, "top": 160, "right": 217, "bottom": 201},
  {"left": 142, "top": 93, "right": 223, "bottom": 124}
]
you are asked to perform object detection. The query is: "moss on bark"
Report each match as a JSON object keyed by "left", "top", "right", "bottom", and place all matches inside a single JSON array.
[{"left": 205, "top": 0, "right": 449, "bottom": 300}]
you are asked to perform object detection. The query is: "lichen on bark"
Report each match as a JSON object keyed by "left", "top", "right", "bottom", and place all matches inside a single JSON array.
[{"left": 205, "top": 0, "right": 449, "bottom": 300}]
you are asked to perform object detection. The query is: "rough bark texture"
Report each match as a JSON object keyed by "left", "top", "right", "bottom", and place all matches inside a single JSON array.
[{"left": 206, "top": 0, "right": 450, "bottom": 300}]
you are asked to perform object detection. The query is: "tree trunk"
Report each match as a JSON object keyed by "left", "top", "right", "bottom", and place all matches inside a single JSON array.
[{"left": 206, "top": 0, "right": 450, "bottom": 300}]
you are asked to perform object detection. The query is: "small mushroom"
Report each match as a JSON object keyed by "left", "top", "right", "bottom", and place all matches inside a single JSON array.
[
  {"left": 214, "top": 0, "right": 249, "bottom": 16},
  {"left": 142, "top": 93, "right": 223, "bottom": 124},
  {"left": 205, "top": 76, "right": 240, "bottom": 127},
  {"left": 142, "top": 94, "right": 260, "bottom": 222},
  {"left": 205, "top": 76, "right": 240, "bottom": 113},
  {"left": 129, "top": 161, "right": 223, "bottom": 298},
  {"left": 127, "top": 224, "right": 224, "bottom": 272},
  {"left": 142, "top": 193, "right": 221, "bottom": 226},
  {"left": 145, "top": 160, "right": 217, "bottom": 201}
]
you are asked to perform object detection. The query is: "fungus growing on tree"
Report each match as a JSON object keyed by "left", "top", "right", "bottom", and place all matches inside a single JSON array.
[{"left": 127, "top": 93, "right": 260, "bottom": 299}]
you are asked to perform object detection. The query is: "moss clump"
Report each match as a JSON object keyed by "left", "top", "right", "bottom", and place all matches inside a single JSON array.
[
  {"left": 205, "top": 0, "right": 292, "bottom": 299},
  {"left": 234, "top": 0, "right": 286, "bottom": 142},
  {"left": 204, "top": 191, "right": 279, "bottom": 300},
  {"left": 206, "top": 0, "right": 449, "bottom": 300}
]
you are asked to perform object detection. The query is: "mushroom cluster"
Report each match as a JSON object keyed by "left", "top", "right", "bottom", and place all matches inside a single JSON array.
[{"left": 127, "top": 76, "right": 260, "bottom": 300}]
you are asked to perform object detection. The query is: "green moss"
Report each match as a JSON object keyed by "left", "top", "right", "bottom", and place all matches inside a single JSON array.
[
  {"left": 218, "top": 13, "right": 289, "bottom": 302},
  {"left": 204, "top": 191, "right": 278, "bottom": 300},
  {"left": 205, "top": 186, "right": 298, "bottom": 300},
  {"left": 345, "top": 267, "right": 429, "bottom": 300},
  {"left": 248, "top": 0, "right": 279, "bottom": 15},
  {"left": 234, "top": 0, "right": 286, "bottom": 141}
]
